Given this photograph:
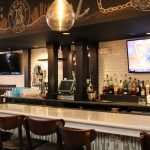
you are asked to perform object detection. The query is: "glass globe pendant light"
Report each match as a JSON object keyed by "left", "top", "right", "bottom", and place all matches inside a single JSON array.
[{"left": 46, "top": 0, "right": 75, "bottom": 31}]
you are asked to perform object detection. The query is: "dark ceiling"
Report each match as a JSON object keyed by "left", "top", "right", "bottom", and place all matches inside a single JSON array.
[
  {"left": 0, "top": 0, "right": 150, "bottom": 50},
  {"left": 1, "top": 14, "right": 150, "bottom": 50}
]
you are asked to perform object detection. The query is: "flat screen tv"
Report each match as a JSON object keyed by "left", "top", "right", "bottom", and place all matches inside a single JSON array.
[
  {"left": 0, "top": 52, "right": 21, "bottom": 75},
  {"left": 127, "top": 38, "right": 150, "bottom": 73}
]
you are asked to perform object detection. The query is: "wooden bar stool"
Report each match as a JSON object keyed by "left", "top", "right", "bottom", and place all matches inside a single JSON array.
[
  {"left": 58, "top": 124, "right": 97, "bottom": 150},
  {"left": 140, "top": 132, "right": 150, "bottom": 150},
  {"left": 24, "top": 117, "right": 65, "bottom": 150},
  {"left": 0, "top": 115, "right": 25, "bottom": 150}
]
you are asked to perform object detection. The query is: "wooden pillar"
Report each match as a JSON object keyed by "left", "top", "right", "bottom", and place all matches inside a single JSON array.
[
  {"left": 88, "top": 42, "right": 99, "bottom": 95},
  {"left": 23, "top": 49, "right": 31, "bottom": 87},
  {"left": 74, "top": 41, "right": 88, "bottom": 101},
  {"left": 47, "top": 42, "right": 59, "bottom": 99},
  {"left": 62, "top": 45, "right": 72, "bottom": 79}
]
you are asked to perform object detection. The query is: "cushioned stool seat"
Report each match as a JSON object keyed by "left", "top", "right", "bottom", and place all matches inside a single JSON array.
[
  {"left": 140, "top": 132, "right": 150, "bottom": 150},
  {"left": 0, "top": 115, "right": 25, "bottom": 150},
  {"left": 58, "top": 124, "right": 97, "bottom": 150},
  {"left": 24, "top": 117, "right": 65, "bottom": 150}
]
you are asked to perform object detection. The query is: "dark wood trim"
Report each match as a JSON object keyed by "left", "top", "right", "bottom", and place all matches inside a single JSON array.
[
  {"left": 62, "top": 45, "right": 72, "bottom": 79},
  {"left": 3, "top": 96, "right": 150, "bottom": 113},
  {"left": 88, "top": 42, "right": 99, "bottom": 96},
  {"left": 23, "top": 49, "right": 31, "bottom": 87},
  {"left": 47, "top": 42, "right": 59, "bottom": 99},
  {"left": 74, "top": 41, "right": 88, "bottom": 101}
]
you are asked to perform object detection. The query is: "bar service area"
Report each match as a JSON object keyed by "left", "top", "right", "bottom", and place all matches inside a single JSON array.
[{"left": 0, "top": 0, "right": 150, "bottom": 150}]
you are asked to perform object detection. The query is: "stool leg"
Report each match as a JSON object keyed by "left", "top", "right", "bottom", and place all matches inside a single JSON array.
[
  {"left": 24, "top": 119, "right": 32, "bottom": 149},
  {"left": 0, "top": 131, "right": 2, "bottom": 149},
  {"left": 18, "top": 126, "right": 23, "bottom": 150}
]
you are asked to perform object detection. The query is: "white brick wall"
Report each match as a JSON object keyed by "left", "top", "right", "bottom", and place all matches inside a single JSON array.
[
  {"left": 31, "top": 48, "right": 63, "bottom": 87},
  {"left": 99, "top": 40, "right": 150, "bottom": 93},
  {"left": 0, "top": 48, "right": 63, "bottom": 88},
  {"left": 58, "top": 48, "right": 63, "bottom": 83},
  {"left": 31, "top": 48, "right": 48, "bottom": 86},
  {"left": 0, "top": 75, "right": 24, "bottom": 87}
]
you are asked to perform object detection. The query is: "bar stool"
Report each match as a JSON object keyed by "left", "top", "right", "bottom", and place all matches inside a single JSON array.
[
  {"left": 140, "top": 132, "right": 150, "bottom": 150},
  {"left": 58, "top": 124, "right": 97, "bottom": 150},
  {"left": 0, "top": 115, "right": 25, "bottom": 150},
  {"left": 24, "top": 117, "right": 65, "bottom": 150}
]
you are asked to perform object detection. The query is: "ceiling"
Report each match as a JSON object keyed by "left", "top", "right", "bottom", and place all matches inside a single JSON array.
[
  {"left": 0, "top": 0, "right": 150, "bottom": 50},
  {"left": 1, "top": 15, "right": 150, "bottom": 50}
]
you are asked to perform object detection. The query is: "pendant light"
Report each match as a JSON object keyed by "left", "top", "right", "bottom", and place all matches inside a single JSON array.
[{"left": 46, "top": 0, "right": 75, "bottom": 31}]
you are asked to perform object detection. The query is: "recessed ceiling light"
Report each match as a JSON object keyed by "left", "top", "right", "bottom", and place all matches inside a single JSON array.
[
  {"left": 146, "top": 33, "right": 150, "bottom": 35},
  {"left": 62, "top": 32, "right": 70, "bottom": 35},
  {"left": 129, "top": 32, "right": 135, "bottom": 35},
  {"left": 33, "top": 45, "right": 39, "bottom": 48}
]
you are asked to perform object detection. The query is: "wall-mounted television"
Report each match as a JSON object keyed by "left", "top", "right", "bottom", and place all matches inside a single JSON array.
[
  {"left": 0, "top": 52, "right": 21, "bottom": 75},
  {"left": 127, "top": 38, "right": 150, "bottom": 73}
]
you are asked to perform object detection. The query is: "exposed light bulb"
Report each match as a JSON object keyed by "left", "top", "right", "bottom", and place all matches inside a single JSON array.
[
  {"left": 46, "top": 0, "right": 75, "bottom": 31},
  {"left": 87, "top": 46, "right": 90, "bottom": 57},
  {"left": 72, "top": 55, "right": 76, "bottom": 61},
  {"left": 88, "top": 51, "right": 91, "bottom": 57}
]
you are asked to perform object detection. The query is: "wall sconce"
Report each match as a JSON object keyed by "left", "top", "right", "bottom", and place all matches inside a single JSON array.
[
  {"left": 87, "top": 46, "right": 90, "bottom": 58},
  {"left": 72, "top": 52, "right": 76, "bottom": 66},
  {"left": 88, "top": 51, "right": 91, "bottom": 58},
  {"left": 46, "top": 0, "right": 75, "bottom": 31}
]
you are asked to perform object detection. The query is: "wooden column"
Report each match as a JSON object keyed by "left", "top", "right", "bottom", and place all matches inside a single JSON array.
[
  {"left": 62, "top": 45, "right": 72, "bottom": 79},
  {"left": 88, "top": 42, "right": 99, "bottom": 95},
  {"left": 74, "top": 41, "right": 88, "bottom": 101},
  {"left": 47, "top": 42, "right": 59, "bottom": 99},
  {"left": 23, "top": 49, "right": 31, "bottom": 87}
]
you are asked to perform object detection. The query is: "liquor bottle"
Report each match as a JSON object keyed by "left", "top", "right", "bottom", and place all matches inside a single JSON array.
[
  {"left": 106, "top": 74, "right": 109, "bottom": 84},
  {"left": 106, "top": 74, "right": 110, "bottom": 94},
  {"left": 118, "top": 80, "right": 123, "bottom": 95},
  {"left": 128, "top": 77, "right": 132, "bottom": 95},
  {"left": 102, "top": 80, "right": 107, "bottom": 95},
  {"left": 108, "top": 76, "right": 114, "bottom": 95},
  {"left": 114, "top": 78, "right": 118, "bottom": 95},
  {"left": 131, "top": 78, "right": 137, "bottom": 96},
  {"left": 136, "top": 80, "right": 141, "bottom": 96},
  {"left": 87, "top": 80, "right": 94, "bottom": 93},
  {"left": 141, "top": 80, "right": 146, "bottom": 96},
  {"left": 145, "top": 80, "right": 150, "bottom": 96},
  {"left": 123, "top": 80, "right": 128, "bottom": 95}
]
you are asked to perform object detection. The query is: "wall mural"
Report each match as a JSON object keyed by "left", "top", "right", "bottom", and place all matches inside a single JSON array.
[
  {"left": 0, "top": 0, "right": 89, "bottom": 35},
  {"left": 97, "top": 0, "right": 150, "bottom": 13},
  {"left": 32, "top": 65, "right": 46, "bottom": 87},
  {"left": 8, "top": 0, "right": 30, "bottom": 33},
  {"left": 0, "top": 0, "right": 51, "bottom": 35},
  {"left": 0, "top": 0, "right": 149, "bottom": 35}
]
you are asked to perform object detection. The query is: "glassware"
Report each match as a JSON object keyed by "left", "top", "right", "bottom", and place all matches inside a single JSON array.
[{"left": 138, "top": 98, "right": 146, "bottom": 105}]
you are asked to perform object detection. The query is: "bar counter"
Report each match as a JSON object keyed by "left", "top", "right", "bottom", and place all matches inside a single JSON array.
[
  {"left": 1, "top": 96, "right": 150, "bottom": 113},
  {"left": 0, "top": 103, "right": 147, "bottom": 150},
  {"left": 0, "top": 103, "right": 149, "bottom": 137}
]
